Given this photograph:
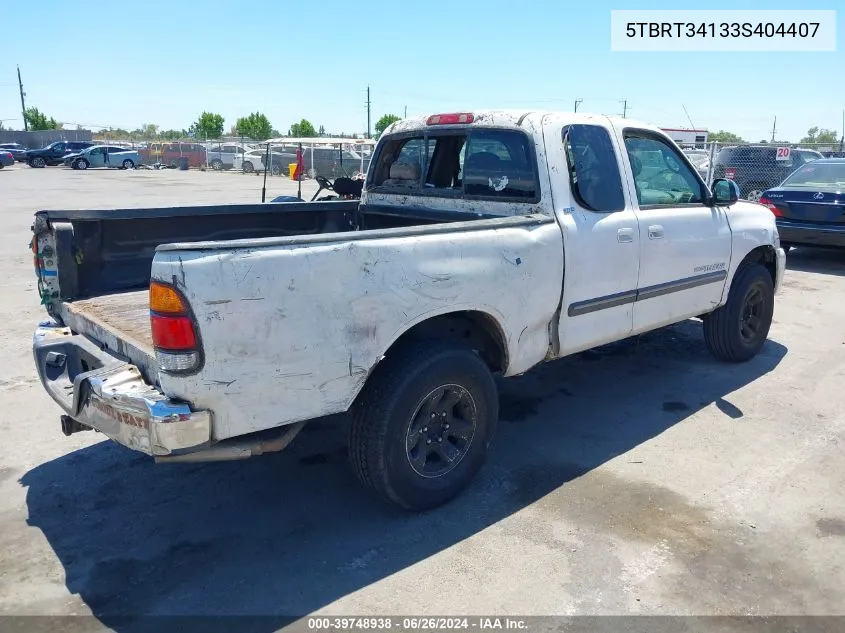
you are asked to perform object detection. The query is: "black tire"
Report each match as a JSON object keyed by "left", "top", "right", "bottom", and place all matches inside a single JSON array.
[
  {"left": 703, "top": 263, "right": 774, "bottom": 363},
  {"left": 122, "top": 159, "right": 134, "bottom": 169},
  {"left": 270, "top": 164, "right": 282, "bottom": 176},
  {"left": 348, "top": 341, "right": 498, "bottom": 511},
  {"left": 210, "top": 159, "right": 223, "bottom": 171},
  {"left": 242, "top": 161, "right": 254, "bottom": 174},
  {"left": 29, "top": 157, "right": 46, "bottom": 168},
  {"left": 74, "top": 158, "right": 89, "bottom": 170}
]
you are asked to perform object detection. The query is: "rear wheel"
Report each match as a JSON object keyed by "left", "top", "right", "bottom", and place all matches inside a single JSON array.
[
  {"left": 29, "top": 157, "right": 46, "bottom": 168},
  {"left": 122, "top": 159, "right": 135, "bottom": 169},
  {"left": 270, "top": 164, "right": 282, "bottom": 176},
  {"left": 242, "top": 161, "right": 254, "bottom": 174},
  {"left": 210, "top": 159, "right": 223, "bottom": 171},
  {"left": 348, "top": 341, "right": 499, "bottom": 511},
  {"left": 703, "top": 263, "right": 774, "bottom": 362}
]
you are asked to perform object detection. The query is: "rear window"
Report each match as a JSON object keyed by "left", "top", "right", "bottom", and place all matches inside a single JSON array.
[
  {"left": 782, "top": 162, "right": 845, "bottom": 187},
  {"left": 369, "top": 128, "right": 538, "bottom": 201}
]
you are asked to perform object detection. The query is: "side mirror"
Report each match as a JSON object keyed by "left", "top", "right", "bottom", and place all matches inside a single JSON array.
[{"left": 711, "top": 178, "right": 740, "bottom": 206}]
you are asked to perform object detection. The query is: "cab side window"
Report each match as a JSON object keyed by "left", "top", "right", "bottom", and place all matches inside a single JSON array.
[
  {"left": 562, "top": 124, "right": 625, "bottom": 213},
  {"left": 623, "top": 132, "right": 706, "bottom": 207}
]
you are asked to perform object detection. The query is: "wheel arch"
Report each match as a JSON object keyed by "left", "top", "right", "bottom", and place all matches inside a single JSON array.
[
  {"left": 741, "top": 245, "right": 778, "bottom": 287},
  {"left": 388, "top": 310, "right": 508, "bottom": 373}
]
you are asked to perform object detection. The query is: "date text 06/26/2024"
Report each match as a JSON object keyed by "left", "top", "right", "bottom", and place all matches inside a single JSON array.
[
  {"left": 610, "top": 9, "right": 836, "bottom": 52},
  {"left": 306, "top": 617, "right": 528, "bottom": 631}
]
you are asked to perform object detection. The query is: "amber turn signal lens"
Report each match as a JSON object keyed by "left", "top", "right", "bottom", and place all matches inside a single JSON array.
[{"left": 149, "top": 281, "right": 187, "bottom": 314}]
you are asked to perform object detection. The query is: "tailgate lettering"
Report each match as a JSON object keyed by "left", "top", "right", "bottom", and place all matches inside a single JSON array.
[{"left": 90, "top": 398, "right": 148, "bottom": 429}]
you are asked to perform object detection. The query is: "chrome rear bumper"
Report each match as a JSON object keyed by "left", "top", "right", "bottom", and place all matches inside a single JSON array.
[{"left": 33, "top": 320, "right": 211, "bottom": 456}]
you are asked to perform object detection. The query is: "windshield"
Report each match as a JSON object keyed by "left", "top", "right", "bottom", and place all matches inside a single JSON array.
[{"left": 782, "top": 162, "right": 845, "bottom": 188}]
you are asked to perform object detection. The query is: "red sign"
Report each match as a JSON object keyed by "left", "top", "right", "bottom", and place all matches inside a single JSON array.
[{"left": 725, "top": 168, "right": 736, "bottom": 180}]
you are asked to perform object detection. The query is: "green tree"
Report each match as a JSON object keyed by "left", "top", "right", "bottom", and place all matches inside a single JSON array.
[
  {"left": 24, "top": 107, "right": 59, "bottom": 131},
  {"left": 190, "top": 111, "right": 225, "bottom": 139},
  {"left": 288, "top": 119, "right": 316, "bottom": 137},
  {"left": 234, "top": 112, "right": 273, "bottom": 140},
  {"left": 374, "top": 114, "right": 401, "bottom": 138},
  {"left": 801, "top": 127, "right": 838, "bottom": 144},
  {"left": 709, "top": 130, "right": 744, "bottom": 143}
]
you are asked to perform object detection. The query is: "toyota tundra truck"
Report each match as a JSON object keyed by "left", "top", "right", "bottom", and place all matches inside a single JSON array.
[{"left": 31, "top": 110, "right": 786, "bottom": 511}]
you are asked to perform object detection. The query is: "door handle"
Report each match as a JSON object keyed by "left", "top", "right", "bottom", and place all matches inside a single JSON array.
[
  {"left": 617, "top": 228, "right": 634, "bottom": 243},
  {"left": 648, "top": 225, "right": 664, "bottom": 239}
]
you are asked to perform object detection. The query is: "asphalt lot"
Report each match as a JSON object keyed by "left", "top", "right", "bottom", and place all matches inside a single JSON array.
[{"left": 1, "top": 164, "right": 844, "bottom": 630}]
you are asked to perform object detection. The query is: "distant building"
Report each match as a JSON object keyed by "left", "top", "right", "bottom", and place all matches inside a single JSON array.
[{"left": 661, "top": 127, "right": 708, "bottom": 148}]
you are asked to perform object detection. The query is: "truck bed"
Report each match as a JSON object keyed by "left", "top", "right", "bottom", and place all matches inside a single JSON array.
[{"left": 59, "top": 290, "right": 156, "bottom": 380}]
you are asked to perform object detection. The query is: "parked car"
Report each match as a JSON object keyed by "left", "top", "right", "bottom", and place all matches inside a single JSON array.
[
  {"left": 25, "top": 141, "right": 96, "bottom": 168},
  {"left": 683, "top": 149, "right": 710, "bottom": 181},
  {"left": 759, "top": 158, "right": 845, "bottom": 251},
  {"left": 31, "top": 110, "right": 785, "bottom": 512},
  {"left": 137, "top": 142, "right": 206, "bottom": 168},
  {"left": 0, "top": 150, "right": 14, "bottom": 168},
  {"left": 233, "top": 148, "right": 293, "bottom": 175},
  {"left": 64, "top": 145, "right": 140, "bottom": 170},
  {"left": 711, "top": 145, "right": 823, "bottom": 202},
  {"left": 0, "top": 142, "right": 29, "bottom": 162},
  {"left": 206, "top": 143, "right": 254, "bottom": 170}
]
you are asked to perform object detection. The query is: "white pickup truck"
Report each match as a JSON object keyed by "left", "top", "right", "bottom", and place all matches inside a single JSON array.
[{"left": 31, "top": 110, "right": 785, "bottom": 511}]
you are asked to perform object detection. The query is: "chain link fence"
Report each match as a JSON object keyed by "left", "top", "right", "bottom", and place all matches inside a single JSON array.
[
  {"left": 90, "top": 135, "right": 374, "bottom": 179},
  {"left": 679, "top": 141, "right": 844, "bottom": 202}
]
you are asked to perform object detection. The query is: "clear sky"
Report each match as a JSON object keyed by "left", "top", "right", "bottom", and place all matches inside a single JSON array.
[{"left": 1, "top": 0, "right": 842, "bottom": 142}]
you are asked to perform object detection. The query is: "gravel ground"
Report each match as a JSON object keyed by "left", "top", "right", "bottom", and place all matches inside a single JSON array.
[{"left": 1, "top": 164, "right": 844, "bottom": 632}]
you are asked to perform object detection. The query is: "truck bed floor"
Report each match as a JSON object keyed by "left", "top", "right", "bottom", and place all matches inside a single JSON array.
[{"left": 62, "top": 290, "right": 154, "bottom": 356}]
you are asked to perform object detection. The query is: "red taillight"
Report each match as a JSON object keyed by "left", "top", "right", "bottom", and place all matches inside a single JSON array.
[
  {"left": 426, "top": 113, "right": 474, "bottom": 125},
  {"left": 758, "top": 196, "right": 782, "bottom": 216},
  {"left": 724, "top": 167, "right": 736, "bottom": 180},
  {"left": 150, "top": 315, "right": 197, "bottom": 350},
  {"left": 149, "top": 281, "right": 200, "bottom": 372}
]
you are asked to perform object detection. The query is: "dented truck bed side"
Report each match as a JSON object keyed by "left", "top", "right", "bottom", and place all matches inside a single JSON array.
[{"left": 152, "top": 214, "right": 565, "bottom": 440}]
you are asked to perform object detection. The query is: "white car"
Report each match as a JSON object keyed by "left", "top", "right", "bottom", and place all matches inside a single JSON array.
[
  {"left": 32, "top": 110, "right": 785, "bottom": 512},
  {"left": 233, "top": 148, "right": 293, "bottom": 175},
  {"left": 206, "top": 142, "right": 255, "bottom": 170}
]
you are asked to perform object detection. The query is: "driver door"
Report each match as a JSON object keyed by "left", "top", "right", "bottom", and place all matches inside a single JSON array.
[
  {"left": 88, "top": 147, "right": 105, "bottom": 167},
  {"left": 617, "top": 127, "right": 732, "bottom": 333}
]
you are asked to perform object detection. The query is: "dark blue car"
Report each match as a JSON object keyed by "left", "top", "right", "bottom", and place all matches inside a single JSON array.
[{"left": 760, "top": 158, "right": 845, "bottom": 251}]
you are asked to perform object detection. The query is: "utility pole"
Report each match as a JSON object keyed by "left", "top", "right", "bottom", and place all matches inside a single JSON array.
[
  {"left": 621, "top": 99, "right": 628, "bottom": 118},
  {"left": 574, "top": 99, "right": 583, "bottom": 112},
  {"left": 366, "top": 85, "right": 371, "bottom": 139},
  {"left": 17, "top": 65, "right": 28, "bottom": 131},
  {"left": 404, "top": 105, "right": 407, "bottom": 118},
  {"left": 771, "top": 116, "right": 777, "bottom": 143},
  {"left": 840, "top": 109, "right": 843, "bottom": 152}
]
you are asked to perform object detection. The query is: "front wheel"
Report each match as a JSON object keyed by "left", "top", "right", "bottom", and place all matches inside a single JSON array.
[
  {"left": 74, "top": 158, "right": 89, "bottom": 170},
  {"left": 242, "top": 161, "right": 254, "bottom": 174},
  {"left": 29, "top": 157, "right": 46, "bottom": 168},
  {"left": 210, "top": 159, "right": 223, "bottom": 171},
  {"left": 703, "top": 263, "right": 774, "bottom": 363},
  {"left": 122, "top": 159, "right": 135, "bottom": 169},
  {"left": 348, "top": 341, "right": 499, "bottom": 511}
]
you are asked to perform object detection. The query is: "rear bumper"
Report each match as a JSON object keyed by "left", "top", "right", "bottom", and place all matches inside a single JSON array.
[
  {"left": 33, "top": 319, "right": 212, "bottom": 456},
  {"left": 777, "top": 220, "right": 845, "bottom": 248}
]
